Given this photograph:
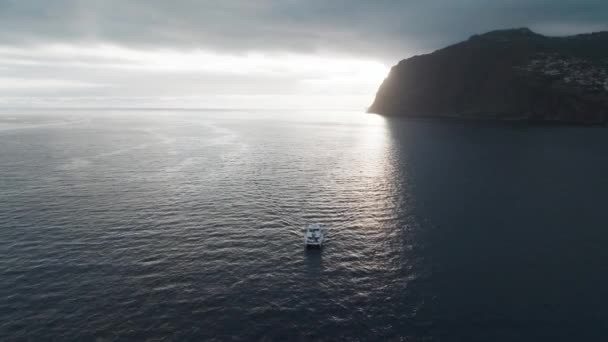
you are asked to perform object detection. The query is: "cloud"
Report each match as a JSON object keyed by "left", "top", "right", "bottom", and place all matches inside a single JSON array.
[
  {"left": 0, "top": 1, "right": 606, "bottom": 61},
  {"left": 0, "top": 43, "right": 389, "bottom": 108},
  {"left": 0, "top": 1, "right": 606, "bottom": 109},
  {"left": 0, "top": 77, "right": 106, "bottom": 90}
]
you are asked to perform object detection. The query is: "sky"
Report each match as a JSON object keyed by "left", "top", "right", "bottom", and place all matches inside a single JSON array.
[{"left": 0, "top": 0, "right": 606, "bottom": 110}]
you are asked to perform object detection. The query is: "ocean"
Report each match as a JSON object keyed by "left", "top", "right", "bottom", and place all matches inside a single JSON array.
[{"left": 1, "top": 109, "right": 607, "bottom": 341}]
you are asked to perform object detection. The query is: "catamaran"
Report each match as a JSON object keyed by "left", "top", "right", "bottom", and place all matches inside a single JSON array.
[{"left": 304, "top": 223, "right": 326, "bottom": 247}]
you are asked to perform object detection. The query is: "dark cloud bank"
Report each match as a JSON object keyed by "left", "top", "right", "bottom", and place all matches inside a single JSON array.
[{"left": 0, "top": 0, "right": 606, "bottom": 61}]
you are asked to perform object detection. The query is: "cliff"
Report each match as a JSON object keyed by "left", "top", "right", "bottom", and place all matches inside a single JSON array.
[{"left": 369, "top": 28, "right": 608, "bottom": 124}]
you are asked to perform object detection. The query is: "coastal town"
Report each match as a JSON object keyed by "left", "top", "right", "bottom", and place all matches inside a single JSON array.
[{"left": 519, "top": 53, "right": 608, "bottom": 93}]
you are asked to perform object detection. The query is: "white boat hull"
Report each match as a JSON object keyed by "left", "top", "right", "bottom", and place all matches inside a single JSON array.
[{"left": 304, "top": 223, "right": 326, "bottom": 248}]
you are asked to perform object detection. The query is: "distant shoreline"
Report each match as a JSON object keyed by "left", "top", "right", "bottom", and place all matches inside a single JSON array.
[{"left": 368, "top": 112, "right": 607, "bottom": 127}]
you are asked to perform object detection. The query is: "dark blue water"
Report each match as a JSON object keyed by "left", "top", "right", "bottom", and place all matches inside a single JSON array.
[{"left": 1, "top": 109, "right": 607, "bottom": 341}]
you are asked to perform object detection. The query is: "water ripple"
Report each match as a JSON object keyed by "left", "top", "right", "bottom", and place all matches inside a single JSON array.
[{"left": 13, "top": 110, "right": 601, "bottom": 340}]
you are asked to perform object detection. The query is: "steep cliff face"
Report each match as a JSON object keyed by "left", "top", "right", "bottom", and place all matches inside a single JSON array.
[{"left": 369, "top": 28, "right": 608, "bottom": 124}]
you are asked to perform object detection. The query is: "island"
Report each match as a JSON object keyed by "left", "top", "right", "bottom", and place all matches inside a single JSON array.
[{"left": 369, "top": 28, "right": 608, "bottom": 124}]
